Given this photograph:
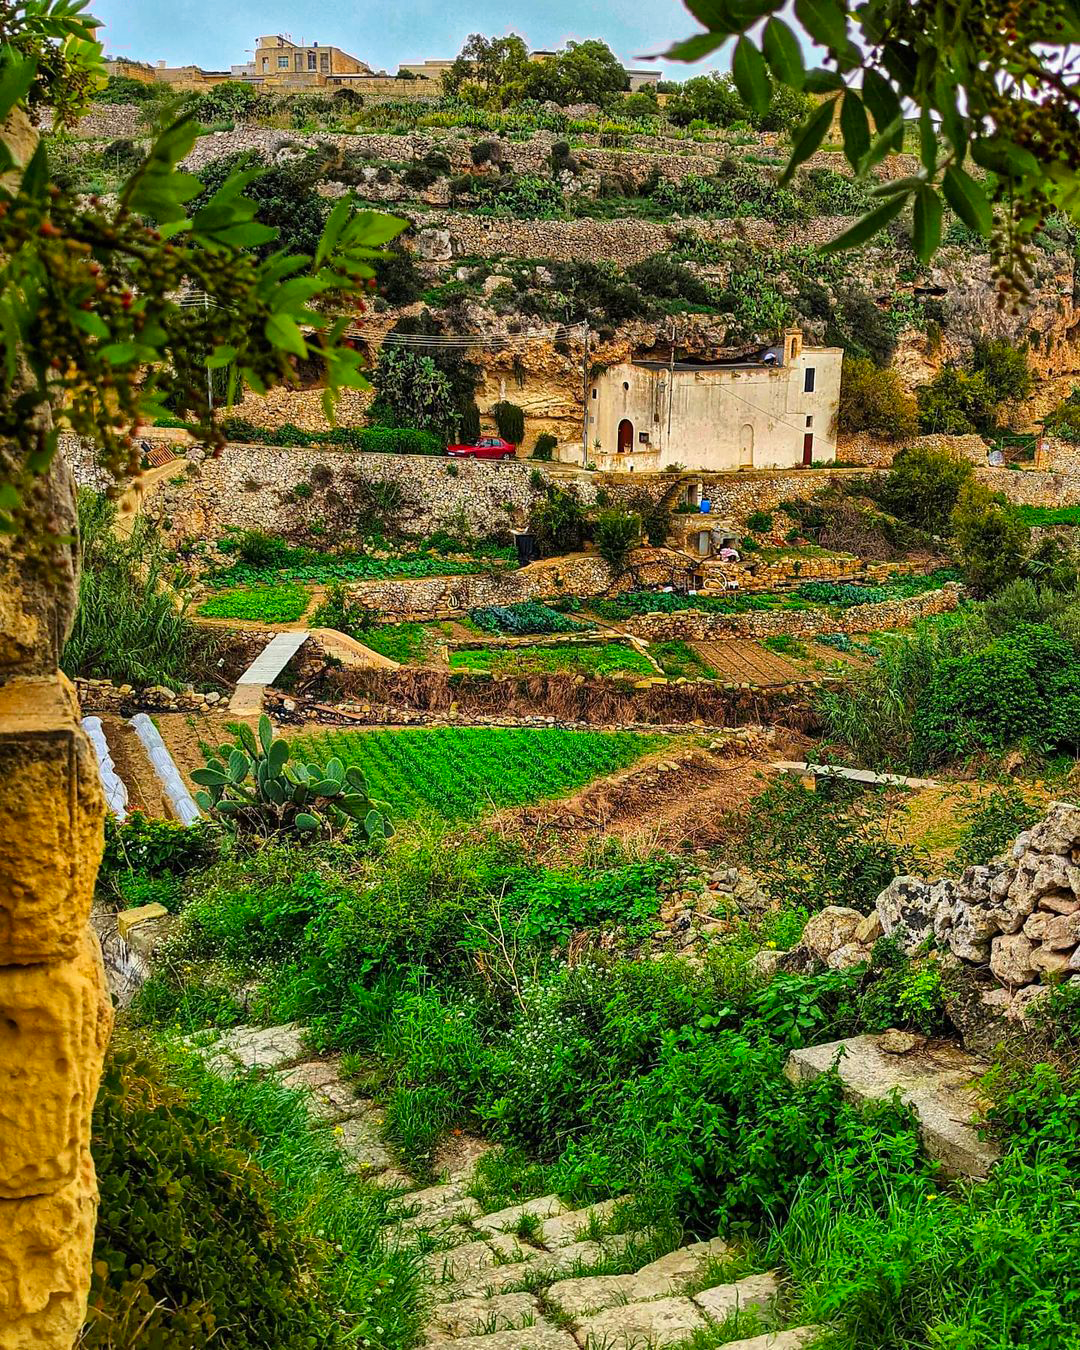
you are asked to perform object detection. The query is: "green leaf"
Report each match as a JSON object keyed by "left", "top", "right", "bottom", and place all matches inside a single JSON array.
[
  {"left": 325, "top": 756, "right": 345, "bottom": 782},
  {"left": 264, "top": 312, "right": 308, "bottom": 358},
  {"left": 258, "top": 714, "right": 273, "bottom": 756},
  {"left": 98, "top": 342, "right": 138, "bottom": 366},
  {"left": 839, "top": 91, "right": 870, "bottom": 166},
  {"left": 860, "top": 69, "right": 903, "bottom": 136},
  {"left": 803, "top": 68, "right": 845, "bottom": 93},
  {"left": 732, "top": 36, "right": 772, "bottom": 116},
  {"left": 70, "top": 309, "right": 110, "bottom": 339},
  {"left": 762, "top": 18, "right": 805, "bottom": 89},
  {"left": 821, "top": 194, "right": 909, "bottom": 253},
  {"left": 918, "top": 110, "right": 937, "bottom": 174},
  {"left": 942, "top": 165, "right": 992, "bottom": 236},
  {"left": 295, "top": 812, "right": 321, "bottom": 831},
  {"left": 661, "top": 32, "right": 728, "bottom": 62},
  {"left": 365, "top": 809, "right": 386, "bottom": 839},
  {"left": 913, "top": 186, "right": 943, "bottom": 263},
  {"left": 268, "top": 739, "right": 290, "bottom": 774},
  {"left": 0, "top": 54, "right": 38, "bottom": 128},
  {"left": 779, "top": 97, "right": 838, "bottom": 186},
  {"left": 794, "top": 0, "right": 849, "bottom": 51}
]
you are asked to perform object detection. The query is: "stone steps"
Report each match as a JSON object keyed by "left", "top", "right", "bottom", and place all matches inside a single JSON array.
[{"left": 186, "top": 1025, "right": 823, "bottom": 1349}]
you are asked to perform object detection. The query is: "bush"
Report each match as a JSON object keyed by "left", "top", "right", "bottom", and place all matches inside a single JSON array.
[
  {"left": 374, "top": 246, "right": 423, "bottom": 305},
  {"left": 879, "top": 443, "right": 975, "bottom": 535},
  {"left": 838, "top": 357, "right": 919, "bottom": 437},
  {"left": 352, "top": 426, "right": 443, "bottom": 455},
  {"left": 915, "top": 622, "right": 1080, "bottom": 761},
  {"left": 626, "top": 255, "right": 712, "bottom": 305},
  {"left": 491, "top": 400, "right": 525, "bottom": 444},
  {"left": 531, "top": 433, "right": 557, "bottom": 460},
  {"left": 529, "top": 487, "right": 587, "bottom": 557},
  {"left": 63, "top": 492, "right": 205, "bottom": 689},
  {"left": 972, "top": 338, "right": 1033, "bottom": 408},
  {"left": 192, "top": 715, "right": 392, "bottom": 842},
  {"left": 951, "top": 480, "right": 1030, "bottom": 596},
  {"left": 917, "top": 365, "right": 997, "bottom": 434},
  {"left": 85, "top": 1047, "right": 341, "bottom": 1348},
  {"left": 594, "top": 509, "right": 641, "bottom": 571},
  {"left": 745, "top": 510, "right": 774, "bottom": 533}
]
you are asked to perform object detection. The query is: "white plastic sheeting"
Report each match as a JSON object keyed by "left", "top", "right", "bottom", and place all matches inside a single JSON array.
[
  {"left": 81, "top": 716, "right": 128, "bottom": 820},
  {"left": 129, "top": 713, "right": 202, "bottom": 826}
]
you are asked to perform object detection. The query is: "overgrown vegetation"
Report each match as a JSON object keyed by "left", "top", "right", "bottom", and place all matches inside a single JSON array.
[{"left": 63, "top": 492, "right": 207, "bottom": 689}]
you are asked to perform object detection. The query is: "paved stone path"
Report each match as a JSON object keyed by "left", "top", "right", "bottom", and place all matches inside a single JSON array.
[
  {"left": 229, "top": 632, "right": 311, "bottom": 715},
  {"left": 186, "top": 1023, "right": 822, "bottom": 1350},
  {"left": 772, "top": 761, "right": 939, "bottom": 789}
]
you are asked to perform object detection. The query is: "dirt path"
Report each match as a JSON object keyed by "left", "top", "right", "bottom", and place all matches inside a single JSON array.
[{"left": 492, "top": 731, "right": 810, "bottom": 857}]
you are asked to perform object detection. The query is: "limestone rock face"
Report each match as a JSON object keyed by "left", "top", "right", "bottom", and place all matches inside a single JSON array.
[
  {"left": 800, "top": 906, "right": 864, "bottom": 962},
  {"left": 990, "top": 933, "right": 1037, "bottom": 987},
  {"left": 876, "top": 876, "right": 939, "bottom": 950}
]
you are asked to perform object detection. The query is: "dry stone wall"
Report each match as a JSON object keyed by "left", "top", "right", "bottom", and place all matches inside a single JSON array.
[
  {"left": 620, "top": 584, "right": 962, "bottom": 641},
  {"left": 976, "top": 465, "right": 1080, "bottom": 507},
  {"left": 130, "top": 444, "right": 602, "bottom": 544},
  {"left": 837, "top": 432, "right": 988, "bottom": 468}
]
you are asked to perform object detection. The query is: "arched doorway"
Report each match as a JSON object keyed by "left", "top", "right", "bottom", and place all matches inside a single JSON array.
[
  {"left": 617, "top": 418, "right": 634, "bottom": 453},
  {"left": 739, "top": 424, "right": 754, "bottom": 468}
]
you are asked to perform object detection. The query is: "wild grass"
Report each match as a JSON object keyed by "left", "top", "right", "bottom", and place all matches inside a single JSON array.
[
  {"left": 63, "top": 490, "right": 207, "bottom": 688},
  {"left": 164, "top": 1044, "right": 426, "bottom": 1347}
]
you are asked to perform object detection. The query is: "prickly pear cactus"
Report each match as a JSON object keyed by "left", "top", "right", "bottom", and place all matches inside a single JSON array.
[{"left": 192, "top": 714, "right": 392, "bottom": 841}]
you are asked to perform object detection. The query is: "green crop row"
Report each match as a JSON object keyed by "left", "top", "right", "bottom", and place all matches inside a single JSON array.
[
  {"left": 198, "top": 584, "right": 309, "bottom": 624},
  {"left": 287, "top": 727, "right": 665, "bottom": 820}
]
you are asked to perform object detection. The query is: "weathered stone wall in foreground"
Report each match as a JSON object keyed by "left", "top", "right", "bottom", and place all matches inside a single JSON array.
[{"left": 0, "top": 452, "right": 111, "bottom": 1347}]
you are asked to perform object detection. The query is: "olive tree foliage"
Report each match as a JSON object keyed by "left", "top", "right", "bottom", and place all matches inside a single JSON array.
[
  {"left": 0, "top": 1, "right": 405, "bottom": 552},
  {"left": 665, "top": 0, "right": 1080, "bottom": 299}
]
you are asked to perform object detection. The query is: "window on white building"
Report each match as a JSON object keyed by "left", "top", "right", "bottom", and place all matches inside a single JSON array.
[
  {"left": 278, "top": 55, "right": 289, "bottom": 68},
  {"left": 308, "top": 52, "right": 317, "bottom": 70},
  {"left": 804, "top": 367, "right": 816, "bottom": 393}
]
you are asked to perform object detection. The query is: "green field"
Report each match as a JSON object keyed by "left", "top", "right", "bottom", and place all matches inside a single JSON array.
[
  {"left": 448, "top": 642, "right": 656, "bottom": 678},
  {"left": 199, "top": 583, "right": 309, "bottom": 623},
  {"left": 1016, "top": 505, "right": 1080, "bottom": 527},
  {"left": 288, "top": 727, "right": 666, "bottom": 820}
]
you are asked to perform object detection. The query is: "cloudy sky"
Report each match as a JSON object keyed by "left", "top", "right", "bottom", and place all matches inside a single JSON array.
[{"left": 90, "top": 0, "right": 731, "bottom": 79}]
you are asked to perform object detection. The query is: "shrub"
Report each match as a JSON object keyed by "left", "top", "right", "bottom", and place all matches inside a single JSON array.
[
  {"left": 101, "top": 813, "right": 217, "bottom": 895},
  {"left": 626, "top": 255, "right": 712, "bottom": 305},
  {"left": 529, "top": 486, "right": 586, "bottom": 556},
  {"left": 914, "top": 623, "right": 1080, "bottom": 761},
  {"left": 917, "top": 365, "right": 997, "bottom": 434},
  {"left": 374, "top": 246, "right": 423, "bottom": 305},
  {"left": 491, "top": 400, "right": 525, "bottom": 444},
  {"left": 531, "top": 433, "right": 557, "bottom": 460},
  {"left": 63, "top": 491, "right": 205, "bottom": 689},
  {"left": 879, "top": 443, "right": 975, "bottom": 535},
  {"left": 954, "top": 786, "right": 1038, "bottom": 866},
  {"left": 352, "top": 426, "right": 443, "bottom": 455},
  {"left": 745, "top": 510, "right": 774, "bottom": 533},
  {"left": 193, "top": 715, "right": 392, "bottom": 842},
  {"left": 402, "top": 163, "right": 438, "bottom": 189},
  {"left": 594, "top": 508, "right": 641, "bottom": 571},
  {"left": 85, "top": 1047, "right": 341, "bottom": 1348},
  {"left": 972, "top": 338, "right": 1033, "bottom": 408},
  {"left": 1044, "top": 387, "right": 1080, "bottom": 444},
  {"left": 838, "top": 357, "right": 919, "bottom": 437},
  {"left": 951, "top": 480, "right": 1030, "bottom": 596}
]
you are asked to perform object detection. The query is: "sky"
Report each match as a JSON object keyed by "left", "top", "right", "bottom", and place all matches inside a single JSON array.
[{"left": 89, "top": 0, "right": 732, "bottom": 80}]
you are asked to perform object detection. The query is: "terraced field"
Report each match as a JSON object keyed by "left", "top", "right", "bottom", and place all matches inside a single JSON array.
[{"left": 287, "top": 727, "right": 667, "bottom": 820}]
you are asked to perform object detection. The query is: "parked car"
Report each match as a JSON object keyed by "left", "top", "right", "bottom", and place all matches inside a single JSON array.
[{"left": 446, "top": 436, "right": 517, "bottom": 461}]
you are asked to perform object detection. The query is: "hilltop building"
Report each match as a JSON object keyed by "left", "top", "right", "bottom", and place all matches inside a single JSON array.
[{"left": 585, "top": 330, "right": 841, "bottom": 473}]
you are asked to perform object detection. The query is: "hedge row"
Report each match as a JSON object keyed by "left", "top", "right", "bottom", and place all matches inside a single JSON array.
[{"left": 220, "top": 419, "right": 444, "bottom": 456}]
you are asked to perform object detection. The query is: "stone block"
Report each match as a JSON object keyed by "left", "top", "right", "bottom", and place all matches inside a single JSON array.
[
  {"left": 574, "top": 1294, "right": 705, "bottom": 1348},
  {"left": 693, "top": 1271, "right": 779, "bottom": 1320},
  {"left": 474, "top": 1193, "right": 567, "bottom": 1235},
  {"left": 0, "top": 676, "right": 104, "bottom": 965},
  {"left": 784, "top": 1033, "right": 997, "bottom": 1178},
  {"left": 800, "top": 906, "right": 863, "bottom": 962},
  {"left": 0, "top": 930, "right": 112, "bottom": 1199},
  {"left": 335, "top": 1111, "right": 392, "bottom": 1175},
  {"left": 441, "top": 1324, "right": 576, "bottom": 1350},
  {"left": 277, "top": 1057, "right": 368, "bottom": 1122},
  {"left": 718, "top": 1332, "right": 821, "bottom": 1350},
  {"left": 427, "top": 1292, "right": 541, "bottom": 1339},
  {"left": 0, "top": 1148, "right": 97, "bottom": 1350},
  {"left": 116, "top": 902, "right": 168, "bottom": 942},
  {"left": 990, "top": 934, "right": 1036, "bottom": 986}
]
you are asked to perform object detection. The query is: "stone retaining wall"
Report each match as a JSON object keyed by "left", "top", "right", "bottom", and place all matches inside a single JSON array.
[
  {"left": 619, "top": 584, "right": 962, "bottom": 641},
  {"left": 837, "top": 432, "right": 988, "bottom": 469},
  {"left": 413, "top": 212, "right": 855, "bottom": 265},
  {"left": 975, "top": 465, "right": 1080, "bottom": 507}
]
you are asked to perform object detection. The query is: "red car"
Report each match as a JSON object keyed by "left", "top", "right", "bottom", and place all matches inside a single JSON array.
[{"left": 446, "top": 436, "right": 517, "bottom": 461}]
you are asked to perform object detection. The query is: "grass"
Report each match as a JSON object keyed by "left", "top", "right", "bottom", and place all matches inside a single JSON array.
[
  {"left": 199, "top": 583, "right": 310, "bottom": 623},
  {"left": 162, "top": 1045, "right": 425, "bottom": 1347},
  {"left": 206, "top": 552, "right": 495, "bottom": 588},
  {"left": 287, "top": 727, "right": 666, "bottom": 820},
  {"left": 352, "top": 622, "right": 429, "bottom": 664},
  {"left": 448, "top": 642, "right": 657, "bottom": 678},
  {"left": 63, "top": 490, "right": 208, "bottom": 689},
  {"left": 651, "top": 639, "right": 717, "bottom": 680},
  {"left": 1016, "top": 504, "right": 1080, "bottom": 527}
]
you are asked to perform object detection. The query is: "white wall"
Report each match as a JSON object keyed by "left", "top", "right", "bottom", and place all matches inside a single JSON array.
[{"left": 588, "top": 347, "right": 842, "bottom": 473}]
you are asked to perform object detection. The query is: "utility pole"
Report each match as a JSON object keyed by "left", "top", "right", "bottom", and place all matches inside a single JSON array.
[{"left": 581, "top": 320, "right": 590, "bottom": 466}]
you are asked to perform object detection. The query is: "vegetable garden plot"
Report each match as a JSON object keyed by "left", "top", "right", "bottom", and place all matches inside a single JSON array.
[
  {"left": 287, "top": 727, "right": 666, "bottom": 821},
  {"left": 448, "top": 643, "right": 656, "bottom": 678}
]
